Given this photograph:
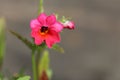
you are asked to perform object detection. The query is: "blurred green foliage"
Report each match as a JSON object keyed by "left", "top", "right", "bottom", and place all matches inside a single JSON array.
[
  {"left": 17, "top": 76, "right": 30, "bottom": 80},
  {"left": 52, "top": 44, "right": 64, "bottom": 53},
  {"left": 0, "top": 68, "right": 30, "bottom": 80},
  {"left": 0, "top": 17, "right": 6, "bottom": 70}
]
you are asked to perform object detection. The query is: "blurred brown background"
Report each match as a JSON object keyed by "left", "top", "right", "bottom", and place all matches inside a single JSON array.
[{"left": 0, "top": 0, "right": 120, "bottom": 80}]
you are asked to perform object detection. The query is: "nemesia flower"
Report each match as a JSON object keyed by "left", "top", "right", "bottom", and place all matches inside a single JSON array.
[
  {"left": 63, "top": 21, "right": 75, "bottom": 29},
  {"left": 30, "top": 13, "right": 63, "bottom": 48}
]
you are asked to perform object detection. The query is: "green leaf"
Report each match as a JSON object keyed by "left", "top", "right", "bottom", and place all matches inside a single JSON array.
[
  {"left": 9, "top": 30, "right": 34, "bottom": 50},
  {"left": 0, "top": 17, "right": 6, "bottom": 69},
  {"left": 17, "top": 76, "right": 30, "bottom": 80},
  {"left": 60, "top": 16, "right": 72, "bottom": 23},
  {"left": 52, "top": 44, "right": 64, "bottom": 53}
]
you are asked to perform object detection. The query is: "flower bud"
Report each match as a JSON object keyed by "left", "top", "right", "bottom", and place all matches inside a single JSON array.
[{"left": 63, "top": 21, "right": 75, "bottom": 29}]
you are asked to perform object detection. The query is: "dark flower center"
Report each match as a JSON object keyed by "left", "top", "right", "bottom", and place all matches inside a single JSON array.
[{"left": 41, "top": 26, "right": 48, "bottom": 33}]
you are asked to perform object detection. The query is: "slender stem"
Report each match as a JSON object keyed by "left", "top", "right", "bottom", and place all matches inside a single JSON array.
[
  {"left": 36, "top": 49, "right": 41, "bottom": 79},
  {"left": 0, "top": 60, "right": 3, "bottom": 71},
  {"left": 32, "top": 50, "right": 37, "bottom": 80},
  {"left": 38, "top": 0, "right": 44, "bottom": 14}
]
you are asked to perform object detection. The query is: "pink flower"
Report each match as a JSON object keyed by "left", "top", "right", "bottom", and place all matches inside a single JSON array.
[
  {"left": 30, "top": 13, "right": 63, "bottom": 48},
  {"left": 63, "top": 21, "right": 75, "bottom": 29}
]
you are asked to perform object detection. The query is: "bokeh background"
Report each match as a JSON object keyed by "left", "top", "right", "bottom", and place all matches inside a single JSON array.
[{"left": 1, "top": 0, "right": 120, "bottom": 80}]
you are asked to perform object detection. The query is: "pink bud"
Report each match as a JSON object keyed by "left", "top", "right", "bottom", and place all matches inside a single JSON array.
[{"left": 63, "top": 21, "right": 75, "bottom": 29}]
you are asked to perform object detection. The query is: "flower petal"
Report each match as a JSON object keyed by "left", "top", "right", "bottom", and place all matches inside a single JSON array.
[
  {"left": 31, "top": 30, "right": 39, "bottom": 38},
  {"left": 50, "top": 22, "right": 63, "bottom": 32},
  {"left": 46, "top": 14, "right": 56, "bottom": 25},
  {"left": 45, "top": 30, "right": 60, "bottom": 48},
  {"left": 38, "top": 13, "right": 47, "bottom": 25},
  {"left": 30, "top": 19, "right": 41, "bottom": 29},
  {"left": 34, "top": 36, "right": 44, "bottom": 45}
]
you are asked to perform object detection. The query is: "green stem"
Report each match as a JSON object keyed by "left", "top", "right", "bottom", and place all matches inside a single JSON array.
[
  {"left": 0, "top": 59, "right": 3, "bottom": 71},
  {"left": 38, "top": 0, "right": 44, "bottom": 14},
  {"left": 32, "top": 50, "right": 37, "bottom": 80},
  {"left": 36, "top": 50, "right": 40, "bottom": 79}
]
